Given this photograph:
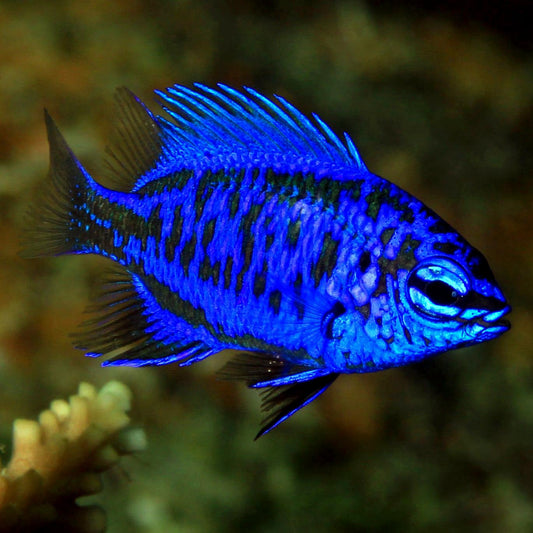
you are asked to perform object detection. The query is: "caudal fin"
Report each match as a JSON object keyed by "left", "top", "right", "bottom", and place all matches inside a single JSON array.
[{"left": 21, "top": 111, "right": 95, "bottom": 258}]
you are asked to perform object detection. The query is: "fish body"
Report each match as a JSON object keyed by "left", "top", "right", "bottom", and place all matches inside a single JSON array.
[{"left": 25, "top": 85, "right": 510, "bottom": 437}]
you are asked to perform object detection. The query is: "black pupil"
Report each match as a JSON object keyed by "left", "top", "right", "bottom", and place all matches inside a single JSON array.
[{"left": 425, "top": 280, "right": 458, "bottom": 305}]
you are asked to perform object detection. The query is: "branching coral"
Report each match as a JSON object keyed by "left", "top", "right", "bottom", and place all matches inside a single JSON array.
[{"left": 0, "top": 381, "right": 146, "bottom": 532}]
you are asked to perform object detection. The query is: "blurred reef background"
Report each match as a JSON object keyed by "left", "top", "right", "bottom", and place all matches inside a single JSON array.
[{"left": 0, "top": 1, "right": 531, "bottom": 531}]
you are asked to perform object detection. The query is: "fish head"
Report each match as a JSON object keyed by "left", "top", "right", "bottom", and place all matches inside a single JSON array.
[
  {"left": 324, "top": 232, "right": 510, "bottom": 372},
  {"left": 399, "top": 245, "right": 511, "bottom": 354}
]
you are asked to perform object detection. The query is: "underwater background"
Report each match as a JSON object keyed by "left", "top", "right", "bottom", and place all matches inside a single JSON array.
[{"left": 0, "top": 1, "right": 531, "bottom": 531}]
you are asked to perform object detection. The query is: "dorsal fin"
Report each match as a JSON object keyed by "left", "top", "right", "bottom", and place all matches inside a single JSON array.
[
  {"left": 104, "top": 84, "right": 368, "bottom": 192},
  {"left": 123, "top": 84, "right": 367, "bottom": 190},
  {"left": 157, "top": 84, "right": 366, "bottom": 168},
  {"left": 104, "top": 87, "right": 165, "bottom": 191}
]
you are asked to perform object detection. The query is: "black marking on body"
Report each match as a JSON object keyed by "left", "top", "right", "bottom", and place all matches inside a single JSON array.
[
  {"left": 428, "top": 218, "right": 454, "bottom": 234},
  {"left": 433, "top": 242, "right": 460, "bottom": 255},
  {"left": 223, "top": 256, "right": 233, "bottom": 290},
  {"left": 327, "top": 180, "right": 343, "bottom": 205},
  {"left": 295, "top": 301, "right": 305, "bottom": 321},
  {"left": 358, "top": 250, "right": 371, "bottom": 273},
  {"left": 366, "top": 183, "right": 414, "bottom": 223},
  {"left": 236, "top": 203, "right": 263, "bottom": 294},
  {"left": 263, "top": 214, "right": 274, "bottom": 232},
  {"left": 348, "top": 180, "right": 361, "bottom": 202},
  {"left": 236, "top": 234, "right": 254, "bottom": 293},
  {"left": 380, "top": 227, "right": 395, "bottom": 246},
  {"left": 165, "top": 204, "right": 183, "bottom": 263},
  {"left": 250, "top": 167, "right": 260, "bottom": 184},
  {"left": 234, "top": 168, "right": 247, "bottom": 187},
  {"left": 181, "top": 234, "right": 197, "bottom": 276},
  {"left": 265, "top": 233, "right": 274, "bottom": 252},
  {"left": 194, "top": 172, "right": 214, "bottom": 222},
  {"left": 229, "top": 191, "right": 241, "bottom": 218},
  {"left": 143, "top": 274, "right": 216, "bottom": 336},
  {"left": 212, "top": 260, "right": 221, "bottom": 286},
  {"left": 287, "top": 219, "right": 301, "bottom": 247},
  {"left": 294, "top": 272, "right": 303, "bottom": 294},
  {"left": 398, "top": 234, "right": 421, "bottom": 268},
  {"left": 253, "top": 259, "right": 268, "bottom": 298},
  {"left": 374, "top": 234, "right": 421, "bottom": 298},
  {"left": 246, "top": 204, "right": 264, "bottom": 230},
  {"left": 311, "top": 232, "right": 340, "bottom": 288},
  {"left": 365, "top": 184, "right": 386, "bottom": 220},
  {"left": 359, "top": 303, "right": 371, "bottom": 320},
  {"left": 373, "top": 269, "right": 389, "bottom": 298},
  {"left": 399, "top": 207, "right": 415, "bottom": 224},
  {"left": 314, "top": 179, "right": 330, "bottom": 204},
  {"left": 227, "top": 169, "right": 247, "bottom": 219},
  {"left": 199, "top": 254, "right": 212, "bottom": 282},
  {"left": 269, "top": 289, "right": 282, "bottom": 315},
  {"left": 311, "top": 176, "right": 346, "bottom": 207},
  {"left": 146, "top": 204, "right": 163, "bottom": 253},
  {"left": 201, "top": 218, "right": 216, "bottom": 250}
]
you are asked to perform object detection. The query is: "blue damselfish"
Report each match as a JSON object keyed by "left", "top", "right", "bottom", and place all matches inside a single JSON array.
[{"left": 25, "top": 84, "right": 511, "bottom": 438}]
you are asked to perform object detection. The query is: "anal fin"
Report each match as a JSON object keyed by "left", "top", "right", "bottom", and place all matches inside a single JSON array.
[{"left": 73, "top": 267, "right": 215, "bottom": 367}]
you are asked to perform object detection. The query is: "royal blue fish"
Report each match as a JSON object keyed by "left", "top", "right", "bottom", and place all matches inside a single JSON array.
[{"left": 24, "top": 84, "right": 511, "bottom": 438}]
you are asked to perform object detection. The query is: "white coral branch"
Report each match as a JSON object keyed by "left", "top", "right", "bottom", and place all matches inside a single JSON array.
[{"left": 0, "top": 381, "right": 146, "bottom": 532}]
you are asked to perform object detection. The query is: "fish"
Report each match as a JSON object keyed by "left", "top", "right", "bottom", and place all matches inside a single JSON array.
[{"left": 23, "top": 84, "right": 511, "bottom": 438}]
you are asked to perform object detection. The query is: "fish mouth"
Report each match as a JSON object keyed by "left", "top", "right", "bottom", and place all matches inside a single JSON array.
[
  {"left": 476, "top": 304, "right": 511, "bottom": 331},
  {"left": 463, "top": 304, "right": 511, "bottom": 339}
]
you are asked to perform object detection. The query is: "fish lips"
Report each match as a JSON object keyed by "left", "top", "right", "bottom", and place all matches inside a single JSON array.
[
  {"left": 466, "top": 304, "right": 511, "bottom": 337},
  {"left": 482, "top": 305, "right": 511, "bottom": 329}
]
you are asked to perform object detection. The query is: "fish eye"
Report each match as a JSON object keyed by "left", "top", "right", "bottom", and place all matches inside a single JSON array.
[{"left": 407, "top": 258, "right": 469, "bottom": 319}]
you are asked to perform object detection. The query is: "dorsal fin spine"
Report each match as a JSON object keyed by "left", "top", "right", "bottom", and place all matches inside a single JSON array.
[
  {"left": 344, "top": 132, "right": 366, "bottom": 170},
  {"left": 259, "top": 93, "right": 317, "bottom": 155},
  {"left": 168, "top": 86, "right": 245, "bottom": 144},
  {"left": 220, "top": 84, "right": 309, "bottom": 154},
  {"left": 312, "top": 112, "right": 349, "bottom": 162},
  {"left": 270, "top": 93, "right": 340, "bottom": 159}
]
